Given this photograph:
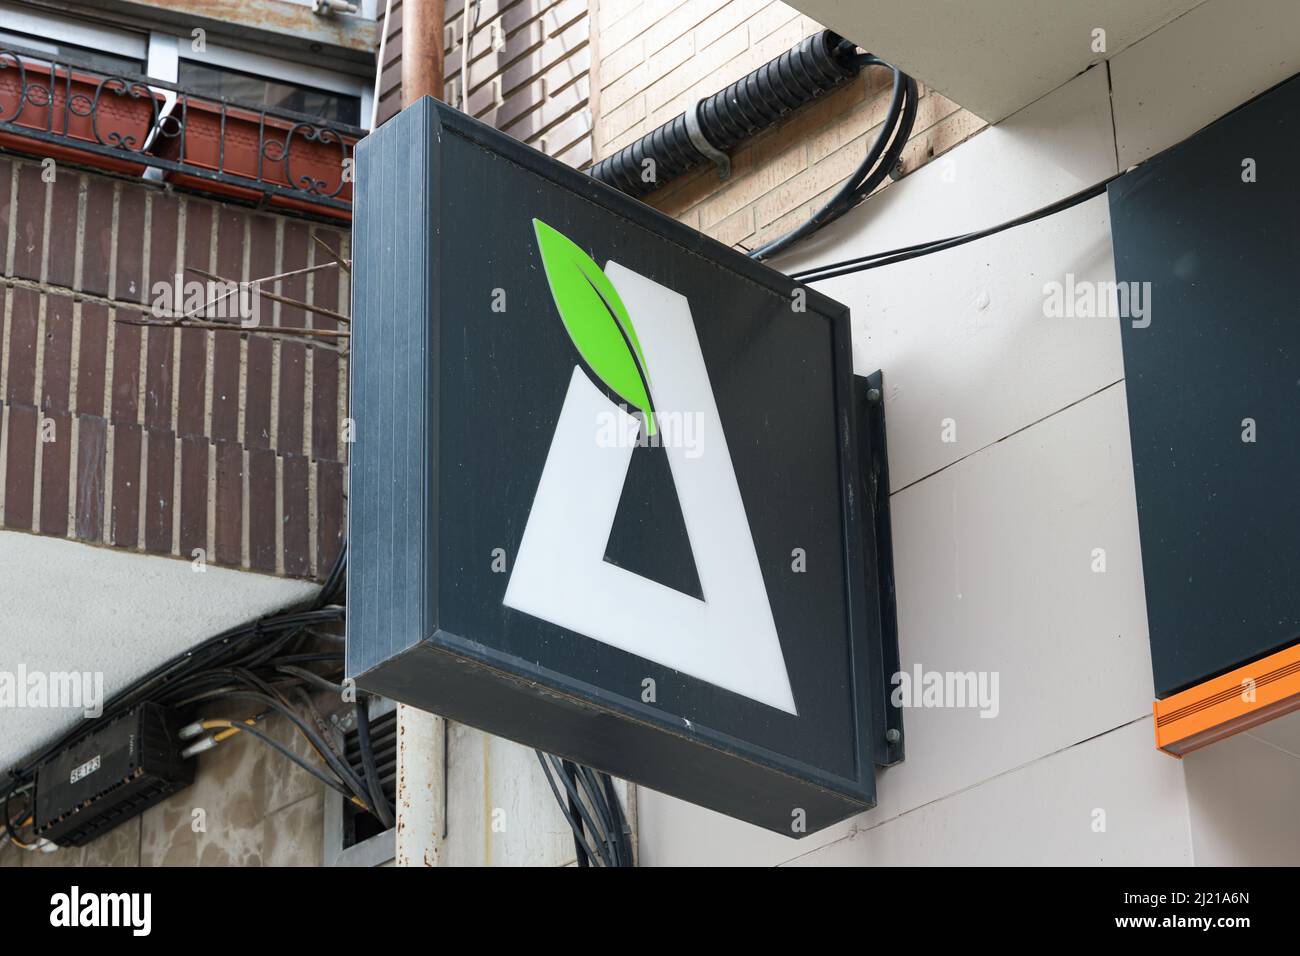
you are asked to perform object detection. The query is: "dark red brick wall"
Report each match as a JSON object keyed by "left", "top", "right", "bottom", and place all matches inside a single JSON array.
[{"left": 0, "top": 154, "right": 348, "bottom": 579}]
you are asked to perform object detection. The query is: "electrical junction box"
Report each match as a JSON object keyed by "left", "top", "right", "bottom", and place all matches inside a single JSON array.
[
  {"left": 346, "top": 97, "right": 900, "bottom": 837},
  {"left": 33, "top": 702, "right": 193, "bottom": 847}
]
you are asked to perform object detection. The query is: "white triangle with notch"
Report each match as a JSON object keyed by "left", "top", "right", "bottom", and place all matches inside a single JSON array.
[{"left": 504, "top": 262, "right": 797, "bottom": 714}]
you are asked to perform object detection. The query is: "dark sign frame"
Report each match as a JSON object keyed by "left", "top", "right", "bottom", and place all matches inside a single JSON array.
[{"left": 347, "top": 97, "right": 899, "bottom": 836}]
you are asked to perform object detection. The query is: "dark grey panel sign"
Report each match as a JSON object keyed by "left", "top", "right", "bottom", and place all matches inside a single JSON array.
[
  {"left": 1109, "top": 75, "right": 1300, "bottom": 698},
  {"left": 347, "top": 97, "right": 896, "bottom": 836}
]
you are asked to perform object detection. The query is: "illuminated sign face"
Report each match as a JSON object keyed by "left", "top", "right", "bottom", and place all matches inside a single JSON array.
[{"left": 347, "top": 98, "right": 898, "bottom": 836}]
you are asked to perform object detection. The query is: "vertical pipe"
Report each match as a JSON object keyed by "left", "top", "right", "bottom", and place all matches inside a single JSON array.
[
  {"left": 370, "top": 0, "right": 394, "bottom": 128},
  {"left": 459, "top": 0, "right": 472, "bottom": 109},
  {"left": 391, "top": 1, "right": 447, "bottom": 868},
  {"left": 402, "top": 0, "right": 446, "bottom": 105},
  {"left": 395, "top": 704, "right": 446, "bottom": 866}
]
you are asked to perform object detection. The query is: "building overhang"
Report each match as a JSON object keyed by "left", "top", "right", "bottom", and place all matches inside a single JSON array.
[{"left": 780, "top": 0, "right": 1204, "bottom": 121}]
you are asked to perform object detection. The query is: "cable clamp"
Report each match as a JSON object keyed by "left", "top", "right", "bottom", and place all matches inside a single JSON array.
[{"left": 685, "top": 100, "right": 731, "bottom": 181}]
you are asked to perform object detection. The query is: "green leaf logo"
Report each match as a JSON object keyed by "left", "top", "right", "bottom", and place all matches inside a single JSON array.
[{"left": 533, "top": 219, "right": 656, "bottom": 435}]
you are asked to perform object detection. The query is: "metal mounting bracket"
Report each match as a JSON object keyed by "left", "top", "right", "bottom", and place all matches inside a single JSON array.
[
  {"left": 855, "top": 371, "right": 904, "bottom": 768},
  {"left": 685, "top": 99, "right": 731, "bottom": 181}
]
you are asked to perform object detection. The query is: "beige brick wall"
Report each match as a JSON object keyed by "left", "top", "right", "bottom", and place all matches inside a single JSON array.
[
  {"left": 593, "top": 0, "right": 988, "bottom": 252},
  {"left": 380, "top": 0, "right": 595, "bottom": 169}
]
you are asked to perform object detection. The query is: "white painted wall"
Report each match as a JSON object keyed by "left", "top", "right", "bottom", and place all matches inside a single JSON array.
[
  {"left": 634, "top": 0, "right": 1300, "bottom": 866},
  {"left": 0, "top": 530, "right": 318, "bottom": 769}
]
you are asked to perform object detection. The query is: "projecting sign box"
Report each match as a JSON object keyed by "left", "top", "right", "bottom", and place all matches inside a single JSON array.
[
  {"left": 346, "top": 97, "right": 899, "bottom": 836},
  {"left": 1109, "top": 74, "right": 1300, "bottom": 699}
]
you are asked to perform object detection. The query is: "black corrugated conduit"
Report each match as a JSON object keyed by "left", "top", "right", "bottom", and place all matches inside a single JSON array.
[
  {"left": 591, "top": 31, "right": 857, "bottom": 197},
  {"left": 589, "top": 30, "right": 918, "bottom": 261}
]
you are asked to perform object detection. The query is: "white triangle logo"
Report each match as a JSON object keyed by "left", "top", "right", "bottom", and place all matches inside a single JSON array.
[{"left": 504, "top": 262, "right": 797, "bottom": 714}]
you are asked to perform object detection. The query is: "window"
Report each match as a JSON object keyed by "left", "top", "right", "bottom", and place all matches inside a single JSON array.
[
  {"left": 177, "top": 60, "right": 362, "bottom": 125},
  {"left": 0, "top": 1, "right": 369, "bottom": 215},
  {"left": 0, "top": 1, "right": 147, "bottom": 74},
  {"left": 0, "top": 0, "right": 371, "bottom": 129},
  {"left": 0, "top": 30, "right": 145, "bottom": 75}
]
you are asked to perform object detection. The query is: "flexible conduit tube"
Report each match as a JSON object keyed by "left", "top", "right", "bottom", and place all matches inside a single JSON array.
[{"left": 590, "top": 30, "right": 861, "bottom": 198}]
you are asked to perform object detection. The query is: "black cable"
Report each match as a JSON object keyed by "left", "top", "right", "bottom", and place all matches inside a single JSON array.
[
  {"left": 790, "top": 171, "right": 1123, "bottom": 282},
  {"left": 546, "top": 754, "right": 612, "bottom": 865},
  {"left": 577, "top": 764, "right": 620, "bottom": 867},
  {"left": 536, "top": 751, "right": 603, "bottom": 866},
  {"left": 590, "top": 31, "right": 859, "bottom": 198},
  {"left": 65, "top": 610, "right": 338, "bottom": 723},
  {"left": 304, "top": 629, "right": 346, "bottom": 646},
  {"left": 317, "top": 540, "right": 347, "bottom": 609},
  {"left": 240, "top": 627, "right": 302, "bottom": 669},
  {"left": 0, "top": 489, "right": 351, "bottom": 851},
  {"left": 750, "top": 58, "right": 918, "bottom": 261},
  {"left": 4, "top": 523, "right": 633, "bottom": 864},
  {"left": 3, "top": 600, "right": 345, "bottom": 794},
  {"left": 209, "top": 685, "right": 372, "bottom": 804},
  {"left": 272, "top": 652, "right": 345, "bottom": 664},
  {"left": 561, "top": 761, "right": 592, "bottom": 867},
  {"left": 534, "top": 751, "right": 636, "bottom": 867},
  {"left": 276, "top": 663, "right": 346, "bottom": 695},
  {"left": 3, "top": 785, "right": 33, "bottom": 849},
  {"left": 207, "top": 719, "right": 364, "bottom": 806},
  {"left": 600, "top": 771, "right": 633, "bottom": 866},
  {"left": 355, "top": 699, "right": 396, "bottom": 829}
]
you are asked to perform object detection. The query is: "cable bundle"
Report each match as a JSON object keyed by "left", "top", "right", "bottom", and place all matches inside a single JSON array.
[
  {"left": 589, "top": 31, "right": 860, "bottom": 199},
  {"left": 788, "top": 172, "right": 1123, "bottom": 282},
  {"left": 4, "top": 540, "right": 635, "bottom": 865},
  {"left": 749, "top": 48, "right": 918, "bottom": 261},
  {"left": 536, "top": 752, "right": 634, "bottom": 867},
  {"left": 0, "top": 544, "right": 395, "bottom": 849}
]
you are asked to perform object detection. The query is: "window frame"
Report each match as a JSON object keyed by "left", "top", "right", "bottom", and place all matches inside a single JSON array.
[
  {"left": 0, "top": 1, "right": 147, "bottom": 63},
  {"left": 0, "top": 2, "right": 373, "bottom": 130},
  {"left": 170, "top": 37, "right": 370, "bottom": 128}
]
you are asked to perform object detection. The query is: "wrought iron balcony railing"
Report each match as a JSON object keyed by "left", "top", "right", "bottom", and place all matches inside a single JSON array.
[{"left": 0, "top": 42, "right": 365, "bottom": 219}]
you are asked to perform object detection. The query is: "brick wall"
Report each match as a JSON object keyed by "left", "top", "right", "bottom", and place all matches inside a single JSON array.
[
  {"left": 593, "top": 0, "right": 988, "bottom": 250},
  {"left": 0, "top": 155, "right": 349, "bottom": 580},
  {"left": 377, "top": 0, "right": 594, "bottom": 168}
]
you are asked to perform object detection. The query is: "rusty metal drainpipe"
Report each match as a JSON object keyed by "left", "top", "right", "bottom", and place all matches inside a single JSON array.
[
  {"left": 391, "top": 0, "right": 448, "bottom": 867},
  {"left": 402, "top": 0, "right": 446, "bottom": 104},
  {"left": 396, "top": 704, "right": 446, "bottom": 866}
]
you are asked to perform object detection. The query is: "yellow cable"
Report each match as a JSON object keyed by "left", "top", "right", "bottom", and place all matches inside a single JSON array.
[
  {"left": 203, "top": 718, "right": 256, "bottom": 743},
  {"left": 201, "top": 719, "right": 374, "bottom": 815},
  {"left": 7, "top": 816, "right": 35, "bottom": 850},
  {"left": 203, "top": 711, "right": 340, "bottom": 775}
]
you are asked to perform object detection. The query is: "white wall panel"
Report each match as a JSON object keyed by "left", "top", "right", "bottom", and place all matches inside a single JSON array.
[
  {"left": 779, "top": 66, "right": 1123, "bottom": 491},
  {"left": 634, "top": 787, "right": 855, "bottom": 867},
  {"left": 873, "top": 381, "right": 1153, "bottom": 820},
  {"left": 1183, "top": 718, "right": 1300, "bottom": 865},
  {"left": 785, "top": 717, "right": 1191, "bottom": 866}
]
